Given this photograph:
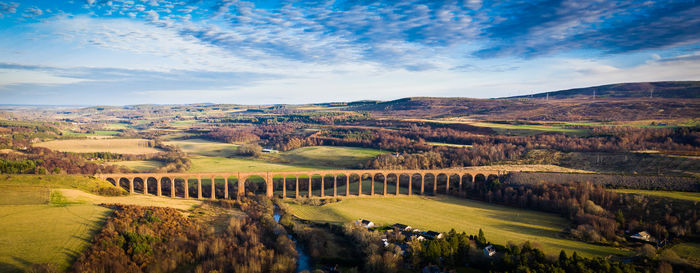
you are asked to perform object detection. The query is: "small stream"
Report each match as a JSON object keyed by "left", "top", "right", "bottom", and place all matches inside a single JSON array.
[{"left": 274, "top": 207, "right": 312, "bottom": 272}]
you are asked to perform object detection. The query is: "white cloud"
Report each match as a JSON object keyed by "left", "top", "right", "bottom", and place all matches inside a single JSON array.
[{"left": 0, "top": 69, "right": 88, "bottom": 87}]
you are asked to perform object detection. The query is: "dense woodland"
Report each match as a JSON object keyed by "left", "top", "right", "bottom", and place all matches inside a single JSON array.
[
  {"left": 458, "top": 179, "right": 700, "bottom": 247},
  {"left": 72, "top": 198, "right": 297, "bottom": 273}
]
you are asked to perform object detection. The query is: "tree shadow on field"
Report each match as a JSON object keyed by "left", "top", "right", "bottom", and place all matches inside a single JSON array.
[{"left": 0, "top": 262, "right": 23, "bottom": 273}]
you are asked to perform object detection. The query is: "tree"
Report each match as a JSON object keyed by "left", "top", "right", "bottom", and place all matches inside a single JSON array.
[
  {"left": 238, "top": 143, "right": 262, "bottom": 157},
  {"left": 477, "top": 229, "right": 487, "bottom": 245}
]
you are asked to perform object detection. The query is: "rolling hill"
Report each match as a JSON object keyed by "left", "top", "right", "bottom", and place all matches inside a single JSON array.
[
  {"left": 348, "top": 81, "right": 700, "bottom": 121},
  {"left": 508, "top": 81, "right": 700, "bottom": 99}
]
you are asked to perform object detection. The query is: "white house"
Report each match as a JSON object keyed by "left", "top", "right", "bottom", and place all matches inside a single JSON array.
[
  {"left": 483, "top": 245, "right": 496, "bottom": 257},
  {"left": 630, "top": 231, "right": 652, "bottom": 241},
  {"left": 355, "top": 219, "right": 375, "bottom": 228}
]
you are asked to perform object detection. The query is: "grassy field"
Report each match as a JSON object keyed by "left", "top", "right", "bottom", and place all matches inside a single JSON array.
[
  {"left": 406, "top": 118, "right": 588, "bottom": 136},
  {"left": 0, "top": 175, "right": 126, "bottom": 195},
  {"left": 428, "top": 142, "right": 473, "bottom": 148},
  {"left": 285, "top": 196, "right": 627, "bottom": 258},
  {"left": 0, "top": 185, "right": 49, "bottom": 205},
  {"left": 0, "top": 176, "right": 200, "bottom": 272},
  {"left": 116, "top": 160, "right": 165, "bottom": 172},
  {"left": 56, "top": 189, "right": 202, "bottom": 210},
  {"left": 35, "top": 138, "right": 161, "bottom": 154},
  {"left": 0, "top": 204, "right": 111, "bottom": 272},
  {"left": 671, "top": 243, "right": 700, "bottom": 267},
  {"left": 61, "top": 130, "right": 121, "bottom": 137},
  {"left": 184, "top": 145, "right": 384, "bottom": 172},
  {"left": 279, "top": 146, "right": 383, "bottom": 169},
  {"left": 0, "top": 185, "right": 112, "bottom": 272},
  {"left": 188, "top": 156, "right": 319, "bottom": 172},
  {"left": 611, "top": 189, "right": 700, "bottom": 202},
  {"left": 164, "top": 138, "right": 240, "bottom": 157}
]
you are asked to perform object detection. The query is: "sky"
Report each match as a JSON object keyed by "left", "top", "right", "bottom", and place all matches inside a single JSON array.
[{"left": 0, "top": 0, "right": 699, "bottom": 105}]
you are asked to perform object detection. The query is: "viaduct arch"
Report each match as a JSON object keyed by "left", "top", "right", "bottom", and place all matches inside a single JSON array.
[{"left": 97, "top": 169, "right": 506, "bottom": 200}]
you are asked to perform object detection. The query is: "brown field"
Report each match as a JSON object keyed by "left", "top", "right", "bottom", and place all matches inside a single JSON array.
[{"left": 34, "top": 139, "right": 161, "bottom": 155}]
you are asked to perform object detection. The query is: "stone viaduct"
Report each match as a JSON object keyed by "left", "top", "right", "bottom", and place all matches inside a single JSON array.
[{"left": 97, "top": 169, "right": 505, "bottom": 200}]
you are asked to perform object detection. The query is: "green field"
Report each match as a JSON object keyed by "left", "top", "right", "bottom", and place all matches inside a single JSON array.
[
  {"left": 279, "top": 146, "right": 383, "bottom": 169},
  {"left": 285, "top": 196, "right": 627, "bottom": 257},
  {"left": 184, "top": 145, "right": 384, "bottom": 173},
  {"left": 188, "top": 157, "right": 319, "bottom": 172},
  {"left": 0, "top": 185, "right": 50, "bottom": 205},
  {"left": 164, "top": 138, "right": 240, "bottom": 157},
  {"left": 428, "top": 142, "right": 473, "bottom": 148},
  {"left": 0, "top": 175, "right": 126, "bottom": 195},
  {"left": 0, "top": 204, "right": 111, "bottom": 272},
  {"left": 0, "top": 185, "right": 112, "bottom": 272},
  {"left": 61, "top": 130, "right": 121, "bottom": 137},
  {"left": 612, "top": 189, "right": 700, "bottom": 202},
  {"left": 670, "top": 242, "right": 700, "bottom": 267},
  {"left": 407, "top": 118, "right": 589, "bottom": 136},
  {"left": 466, "top": 121, "right": 588, "bottom": 136},
  {"left": 116, "top": 160, "right": 165, "bottom": 172}
]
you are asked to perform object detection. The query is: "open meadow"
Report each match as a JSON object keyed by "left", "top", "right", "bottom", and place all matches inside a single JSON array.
[
  {"left": 278, "top": 146, "right": 383, "bottom": 169},
  {"left": 34, "top": 138, "right": 161, "bottom": 155},
  {"left": 285, "top": 195, "right": 628, "bottom": 258},
  {"left": 164, "top": 138, "right": 240, "bottom": 157},
  {"left": 0, "top": 175, "right": 201, "bottom": 272},
  {"left": 115, "top": 160, "right": 165, "bottom": 172},
  {"left": 611, "top": 189, "right": 700, "bottom": 202},
  {"left": 182, "top": 144, "right": 384, "bottom": 173}
]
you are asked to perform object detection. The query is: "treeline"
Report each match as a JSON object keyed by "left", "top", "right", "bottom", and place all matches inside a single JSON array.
[
  {"left": 0, "top": 140, "right": 190, "bottom": 175},
  {"left": 0, "top": 120, "right": 62, "bottom": 149},
  {"left": 461, "top": 179, "right": 699, "bottom": 245},
  {"left": 0, "top": 147, "right": 128, "bottom": 174},
  {"left": 73, "top": 199, "right": 297, "bottom": 273},
  {"left": 405, "top": 229, "right": 642, "bottom": 273},
  {"left": 503, "top": 172, "right": 700, "bottom": 192},
  {"left": 220, "top": 111, "right": 368, "bottom": 125}
]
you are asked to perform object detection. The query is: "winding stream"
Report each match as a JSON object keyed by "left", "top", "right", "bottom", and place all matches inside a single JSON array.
[{"left": 274, "top": 207, "right": 312, "bottom": 272}]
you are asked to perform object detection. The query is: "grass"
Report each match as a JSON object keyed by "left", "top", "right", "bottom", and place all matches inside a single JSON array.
[
  {"left": 428, "top": 142, "right": 473, "bottom": 148},
  {"left": 0, "top": 176, "right": 200, "bottom": 272},
  {"left": 188, "top": 156, "right": 319, "bottom": 172},
  {"left": 670, "top": 243, "right": 700, "bottom": 267},
  {"left": 0, "top": 185, "right": 113, "bottom": 272},
  {"left": 279, "top": 146, "right": 384, "bottom": 169},
  {"left": 61, "top": 130, "right": 121, "bottom": 137},
  {"left": 406, "top": 118, "right": 589, "bottom": 136},
  {"left": 164, "top": 138, "right": 240, "bottom": 157},
  {"left": 116, "top": 160, "right": 165, "bottom": 172},
  {"left": 0, "top": 185, "right": 50, "bottom": 205},
  {"left": 35, "top": 138, "right": 161, "bottom": 155},
  {"left": 611, "top": 189, "right": 700, "bottom": 202},
  {"left": 102, "top": 123, "right": 129, "bottom": 130},
  {"left": 285, "top": 195, "right": 628, "bottom": 258},
  {"left": 56, "top": 189, "right": 202, "bottom": 211},
  {"left": 0, "top": 174, "right": 126, "bottom": 196},
  {"left": 463, "top": 121, "right": 588, "bottom": 136},
  {"left": 183, "top": 145, "right": 384, "bottom": 172},
  {"left": 0, "top": 204, "right": 111, "bottom": 272}
]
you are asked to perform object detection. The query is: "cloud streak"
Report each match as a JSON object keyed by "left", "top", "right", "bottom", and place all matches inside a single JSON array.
[{"left": 0, "top": 0, "right": 699, "bottom": 105}]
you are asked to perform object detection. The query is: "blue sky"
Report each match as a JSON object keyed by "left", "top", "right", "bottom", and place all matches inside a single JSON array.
[{"left": 0, "top": 0, "right": 699, "bottom": 105}]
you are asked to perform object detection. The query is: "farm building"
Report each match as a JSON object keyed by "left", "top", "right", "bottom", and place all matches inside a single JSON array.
[
  {"left": 483, "top": 245, "right": 496, "bottom": 257},
  {"left": 422, "top": 231, "right": 444, "bottom": 240},
  {"left": 392, "top": 223, "right": 413, "bottom": 231},
  {"left": 355, "top": 219, "right": 375, "bottom": 228},
  {"left": 630, "top": 231, "right": 652, "bottom": 241}
]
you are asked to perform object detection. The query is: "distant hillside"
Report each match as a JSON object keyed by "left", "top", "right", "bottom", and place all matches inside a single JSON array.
[
  {"left": 349, "top": 82, "right": 700, "bottom": 121},
  {"left": 508, "top": 81, "right": 700, "bottom": 99}
]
